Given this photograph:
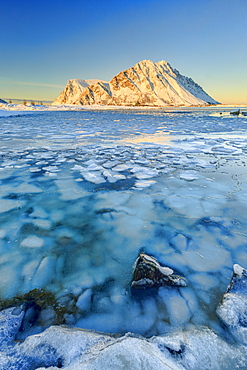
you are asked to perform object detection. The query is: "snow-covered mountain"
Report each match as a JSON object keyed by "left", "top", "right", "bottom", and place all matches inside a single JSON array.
[
  {"left": 53, "top": 79, "right": 107, "bottom": 105},
  {"left": 53, "top": 60, "right": 219, "bottom": 106}
]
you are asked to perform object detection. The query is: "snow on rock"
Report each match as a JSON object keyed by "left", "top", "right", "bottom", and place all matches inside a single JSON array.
[
  {"left": 52, "top": 60, "right": 218, "bottom": 107},
  {"left": 1, "top": 324, "right": 247, "bottom": 369},
  {"left": 0, "top": 307, "right": 24, "bottom": 347},
  {"left": 151, "top": 328, "right": 247, "bottom": 370},
  {"left": 217, "top": 264, "right": 247, "bottom": 344},
  {"left": 52, "top": 79, "right": 108, "bottom": 105}
]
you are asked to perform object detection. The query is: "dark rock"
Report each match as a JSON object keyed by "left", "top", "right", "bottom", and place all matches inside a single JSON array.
[
  {"left": 131, "top": 253, "right": 187, "bottom": 289},
  {"left": 230, "top": 109, "right": 241, "bottom": 115}
]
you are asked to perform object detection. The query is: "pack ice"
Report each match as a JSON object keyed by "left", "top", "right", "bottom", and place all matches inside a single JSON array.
[{"left": 0, "top": 108, "right": 247, "bottom": 368}]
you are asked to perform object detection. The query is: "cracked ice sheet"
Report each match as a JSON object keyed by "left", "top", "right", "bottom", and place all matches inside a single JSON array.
[
  {"left": 1, "top": 108, "right": 247, "bottom": 354},
  {"left": 0, "top": 148, "right": 247, "bottom": 341},
  {"left": 54, "top": 179, "right": 88, "bottom": 200}
]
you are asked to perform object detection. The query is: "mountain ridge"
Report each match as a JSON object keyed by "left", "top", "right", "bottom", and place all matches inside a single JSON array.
[{"left": 52, "top": 60, "right": 219, "bottom": 106}]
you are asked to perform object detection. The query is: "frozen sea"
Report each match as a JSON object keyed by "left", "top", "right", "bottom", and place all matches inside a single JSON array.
[{"left": 1, "top": 107, "right": 247, "bottom": 368}]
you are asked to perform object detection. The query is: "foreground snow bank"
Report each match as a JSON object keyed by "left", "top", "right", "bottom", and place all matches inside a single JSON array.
[
  {"left": 1, "top": 265, "right": 247, "bottom": 369},
  {"left": 0, "top": 322, "right": 246, "bottom": 369}
]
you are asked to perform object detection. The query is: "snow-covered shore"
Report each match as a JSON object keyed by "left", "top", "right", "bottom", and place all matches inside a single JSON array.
[{"left": 1, "top": 102, "right": 247, "bottom": 118}]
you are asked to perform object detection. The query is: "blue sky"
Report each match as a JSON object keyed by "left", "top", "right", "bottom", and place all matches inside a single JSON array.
[{"left": 0, "top": 0, "right": 246, "bottom": 103}]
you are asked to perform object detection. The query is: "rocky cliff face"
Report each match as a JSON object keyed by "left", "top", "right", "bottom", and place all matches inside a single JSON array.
[
  {"left": 53, "top": 60, "right": 218, "bottom": 106},
  {"left": 53, "top": 79, "right": 107, "bottom": 105}
]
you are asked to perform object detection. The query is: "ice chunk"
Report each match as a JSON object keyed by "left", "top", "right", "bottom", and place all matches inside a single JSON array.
[
  {"left": 179, "top": 170, "right": 199, "bottom": 181},
  {"left": 21, "top": 236, "right": 44, "bottom": 248},
  {"left": 72, "top": 164, "right": 85, "bottom": 171},
  {"left": 171, "top": 234, "right": 187, "bottom": 251},
  {"left": 103, "top": 169, "right": 126, "bottom": 183},
  {"left": 181, "top": 241, "right": 231, "bottom": 272},
  {"left": 76, "top": 289, "right": 92, "bottom": 311},
  {"left": 31, "top": 219, "right": 52, "bottom": 230},
  {"left": 134, "top": 171, "right": 158, "bottom": 179},
  {"left": 96, "top": 191, "right": 131, "bottom": 208},
  {"left": 103, "top": 160, "right": 120, "bottom": 169},
  {"left": 159, "top": 287, "right": 191, "bottom": 326},
  {"left": 30, "top": 207, "right": 48, "bottom": 219},
  {"left": 111, "top": 164, "right": 129, "bottom": 171},
  {"left": 14, "top": 182, "right": 43, "bottom": 193},
  {"left": 87, "top": 163, "right": 105, "bottom": 171},
  {"left": 55, "top": 179, "right": 88, "bottom": 200},
  {"left": 131, "top": 166, "right": 159, "bottom": 180},
  {"left": 135, "top": 180, "right": 156, "bottom": 188},
  {"left": 31, "top": 256, "right": 56, "bottom": 289},
  {"left": 81, "top": 171, "right": 106, "bottom": 184},
  {"left": 0, "top": 199, "right": 26, "bottom": 213},
  {"left": 29, "top": 166, "right": 42, "bottom": 172},
  {"left": 0, "top": 229, "right": 6, "bottom": 239},
  {"left": 189, "top": 273, "right": 218, "bottom": 290},
  {"left": 22, "top": 260, "right": 40, "bottom": 291},
  {"left": 124, "top": 299, "right": 157, "bottom": 334}
]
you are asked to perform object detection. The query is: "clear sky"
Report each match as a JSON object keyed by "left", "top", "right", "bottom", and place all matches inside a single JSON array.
[{"left": 0, "top": 0, "right": 246, "bottom": 104}]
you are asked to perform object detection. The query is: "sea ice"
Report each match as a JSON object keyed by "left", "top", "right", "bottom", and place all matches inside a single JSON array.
[
  {"left": 179, "top": 170, "right": 199, "bottom": 181},
  {"left": 14, "top": 182, "right": 43, "bottom": 193},
  {"left": 0, "top": 199, "right": 26, "bottom": 213},
  {"left": 103, "top": 169, "right": 126, "bottom": 182},
  {"left": 30, "top": 207, "right": 49, "bottom": 219},
  {"left": 55, "top": 179, "right": 88, "bottom": 200},
  {"left": 111, "top": 163, "right": 129, "bottom": 171},
  {"left": 31, "top": 256, "right": 56, "bottom": 289},
  {"left": 1, "top": 107, "right": 247, "bottom": 368},
  {"left": 135, "top": 180, "right": 156, "bottom": 188},
  {"left": 76, "top": 289, "right": 92, "bottom": 311},
  {"left": 31, "top": 218, "right": 52, "bottom": 230},
  {"left": 20, "top": 236, "right": 44, "bottom": 248},
  {"left": 81, "top": 171, "right": 106, "bottom": 184},
  {"left": 159, "top": 288, "right": 191, "bottom": 326},
  {"left": 0, "top": 230, "right": 6, "bottom": 239}
]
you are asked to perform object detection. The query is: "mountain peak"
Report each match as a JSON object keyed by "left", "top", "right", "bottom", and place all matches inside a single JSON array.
[
  {"left": 53, "top": 60, "right": 219, "bottom": 106},
  {"left": 136, "top": 59, "right": 156, "bottom": 66}
]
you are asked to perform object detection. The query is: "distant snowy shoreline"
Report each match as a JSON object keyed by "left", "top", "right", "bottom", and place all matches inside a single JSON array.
[{"left": 1, "top": 102, "right": 247, "bottom": 118}]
